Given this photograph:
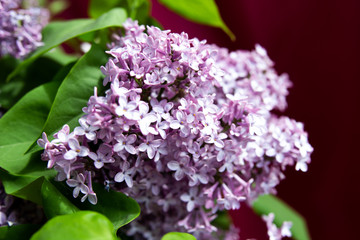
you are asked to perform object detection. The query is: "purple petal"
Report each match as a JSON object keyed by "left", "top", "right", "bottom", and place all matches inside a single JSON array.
[
  {"left": 151, "top": 139, "right": 162, "bottom": 148},
  {"left": 214, "top": 139, "right": 225, "bottom": 148},
  {"left": 186, "top": 114, "right": 195, "bottom": 123},
  {"left": 73, "top": 187, "right": 80, "bottom": 198},
  {"left": 127, "top": 134, "right": 137, "bottom": 144},
  {"left": 74, "top": 126, "right": 85, "bottom": 136},
  {"left": 146, "top": 114, "right": 158, "bottom": 123},
  {"left": 37, "top": 139, "right": 46, "bottom": 148},
  {"left": 66, "top": 179, "right": 78, "bottom": 187},
  {"left": 113, "top": 143, "right": 125, "bottom": 152},
  {"left": 85, "top": 132, "right": 96, "bottom": 141},
  {"left": 88, "top": 152, "right": 98, "bottom": 161},
  {"left": 125, "top": 176, "right": 133, "bottom": 188},
  {"left": 125, "top": 145, "right": 136, "bottom": 154},
  {"left": 187, "top": 201, "right": 195, "bottom": 212},
  {"left": 170, "top": 120, "right": 180, "bottom": 129},
  {"left": 68, "top": 138, "right": 80, "bottom": 150},
  {"left": 180, "top": 194, "right": 190, "bottom": 202},
  {"left": 167, "top": 161, "right": 179, "bottom": 170},
  {"left": 94, "top": 161, "right": 104, "bottom": 169},
  {"left": 147, "top": 146, "right": 155, "bottom": 159},
  {"left": 64, "top": 150, "right": 77, "bottom": 160},
  {"left": 139, "top": 102, "right": 149, "bottom": 114},
  {"left": 175, "top": 169, "right": 185, "bottom": 181},
  {"left": 138, "top": 143, "right": 148, "bottom": 152},
  {"left": 127, "top": 101, "right": 138, "bottom": 111},
  {"left": 114, "top": 172, "right": 125, "bottom": 182},
  {"left": 176, "top": 111, "right": 184, "bottom": 121},
  {"left": 79, "top": 147, "right": 89, "bottom": 157},
  {"left": 88, "top": 193, "right": 97, "bottom": 205}
]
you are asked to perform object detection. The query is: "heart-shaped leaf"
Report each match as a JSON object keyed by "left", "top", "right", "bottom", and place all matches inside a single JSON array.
[
  {"left": 41, "top": 179, "right": 79, "bottom": 218},
  {"left": 30, "top": 211, "right": 117, "bottom": 240},
  {"left": 0, "top": 62, "right": 74, "bottom": 174},
  {"left": 89, "top": 0, "right": 152, "bottom": 25},
  {"left": 26, "top": 43, "right": 108, "bottom": 154},
  {"left": 0, "top": 169, "right": 45, "bottom": 205},
  {"left": 52, "top": 181, "right": 140, "bottom": 230},
  {"left": 158, "top": 0, "right": 235, "bottom": 40},
  {"left": 0, "top": 81, "right": 60, "bottom": 174}
]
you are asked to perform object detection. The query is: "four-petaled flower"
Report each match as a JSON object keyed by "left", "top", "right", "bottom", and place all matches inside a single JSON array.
[
  {"left": 167, "top": 155, "right": 194, "bottom": 181},
  {"left": 114, "top": 161, "right": 135, "bottom": 187},
  {"left": 180, "top": 187, "right": 202, "bottom": 212},
  {"left": 64, "top": 138, "right": 89, "bottom": 160},
  {"left": 114, "top": 134, "right": 137, "bottom": 155},
  {"left": 88, "top": 144, "right": 114, "bottom": 169},
  {"left": 115, "top": 96, "right": 138, "bottom": 120},
  {"left": 66, "top": 173, "right": 88, "bottom": 199},
  {"left": 204, "top": 132, "right": 228, "bottom": 148},
  {"left": 138, "top": 134, "right": 162, "bottom": 159},
  {"left": 169, "top": 110, "right": 190, "bottom": 137}
]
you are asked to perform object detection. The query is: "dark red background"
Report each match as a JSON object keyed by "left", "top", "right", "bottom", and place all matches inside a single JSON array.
[{"left": 59, "top": 0, "right": 360, "bottom": 239}]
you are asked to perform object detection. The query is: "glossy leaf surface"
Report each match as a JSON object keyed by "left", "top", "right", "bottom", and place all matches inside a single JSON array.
[
  {"left": 162, "top": 232, "right": 196, "bottom": 240},
  {"left": 30, "top": 211, "right": 117, "bottom": 240},
  {"left": 158, "top": 0, "right": 234, "bottom": 40},
  {"left": 41, "top": 179, "right": 79, "bottom": 218}
]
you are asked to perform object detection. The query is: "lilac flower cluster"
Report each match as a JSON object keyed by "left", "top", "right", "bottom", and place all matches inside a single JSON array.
[
  {"left": 262, "top": 213, "right": 292, "bottom": 240},
  {"left": 38, "top": 19, "right": 313, "bottom": 239},
  {"left": 0, "top": 0, "right": 49, "bottom": 59}
]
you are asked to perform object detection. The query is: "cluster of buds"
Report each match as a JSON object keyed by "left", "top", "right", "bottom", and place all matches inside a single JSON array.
[
  {"left": 0, "top": 0, "right": 49, "bottom": 59},
  {"left": 38, "top": 19, "right": 313, "bottom": 240}
]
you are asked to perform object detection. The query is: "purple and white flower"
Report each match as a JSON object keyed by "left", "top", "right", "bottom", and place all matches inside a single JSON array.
[{"left": 38, "top": 18, "right": 312, "bottom": 240}]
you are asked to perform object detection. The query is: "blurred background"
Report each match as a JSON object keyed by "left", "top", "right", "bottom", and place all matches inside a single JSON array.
[{"left": 58, "top": 0, "right": 360, "bottom": 239}]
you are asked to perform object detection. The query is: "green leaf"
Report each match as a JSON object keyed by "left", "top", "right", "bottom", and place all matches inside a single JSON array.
[
  {"left": 0, "top": 56, "right": 19, "bottom": 83},
  {"left": 0, "top": 224, "right": 41, "bottom": 240},
  {"left": 48, "top": 0, "right": 69, "bottom": 16},
  {"left": 43, "top": 47, "right": 78, "bottom": 66},
  {"left": 0, "top": 170, "right": 45, "bottom": 205},
  {"left": 41, "top": 179, "right": 79, "bottom": 219},
  {"left": 161, "top": 232, "right": 196, "bottom": 240},
  {"left": 252, "top": 194, "right": 311, "bottom": 240},
  {"left": 52, "top": 181, "right": 140, "bottom": 230},
  {"left": 84, "top": 184, "right": 141, "bottom": 230},
  {"left": 26, "top": 44, "right": 108, "bottom": 155},
  {"left": 127, "top": 0, "right": 151, "bottom": 23},
  {"left": 7, "top": 8, "right": 127, "bottom": 81},
  {"left": 89, "top": 0, "right": 128, "bottom": 18},
  {"left": 0, "top": 81, "right": 61, "bottom": 173},
  {"left": 158, "top": 0, "right": 235, "bottom": 40},
  {"left": 30, "top": 211, "right": 117, "bottom": 240},
  {"left": 0, "top": 61, "right": 75, "bottom": 175},
  {"left": 89, "top": 0, "right": 151, "bottom": 25},
  {"left": 0, "top": 56, "right": 63, "bottom": 109},
  {"left": 211, "top": 211, "right": 231, "bottom": 230}
]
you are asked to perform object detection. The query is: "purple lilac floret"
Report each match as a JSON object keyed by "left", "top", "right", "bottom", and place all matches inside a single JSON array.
[
  {"left": 0, "top": 0, "right": 49, "bottom": 59},
  {"left": 262, "top": 213, "right": 292, "bottom": 240},
  {"left": 38, "top": 19, "right": 313, "bottom": 240}
]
